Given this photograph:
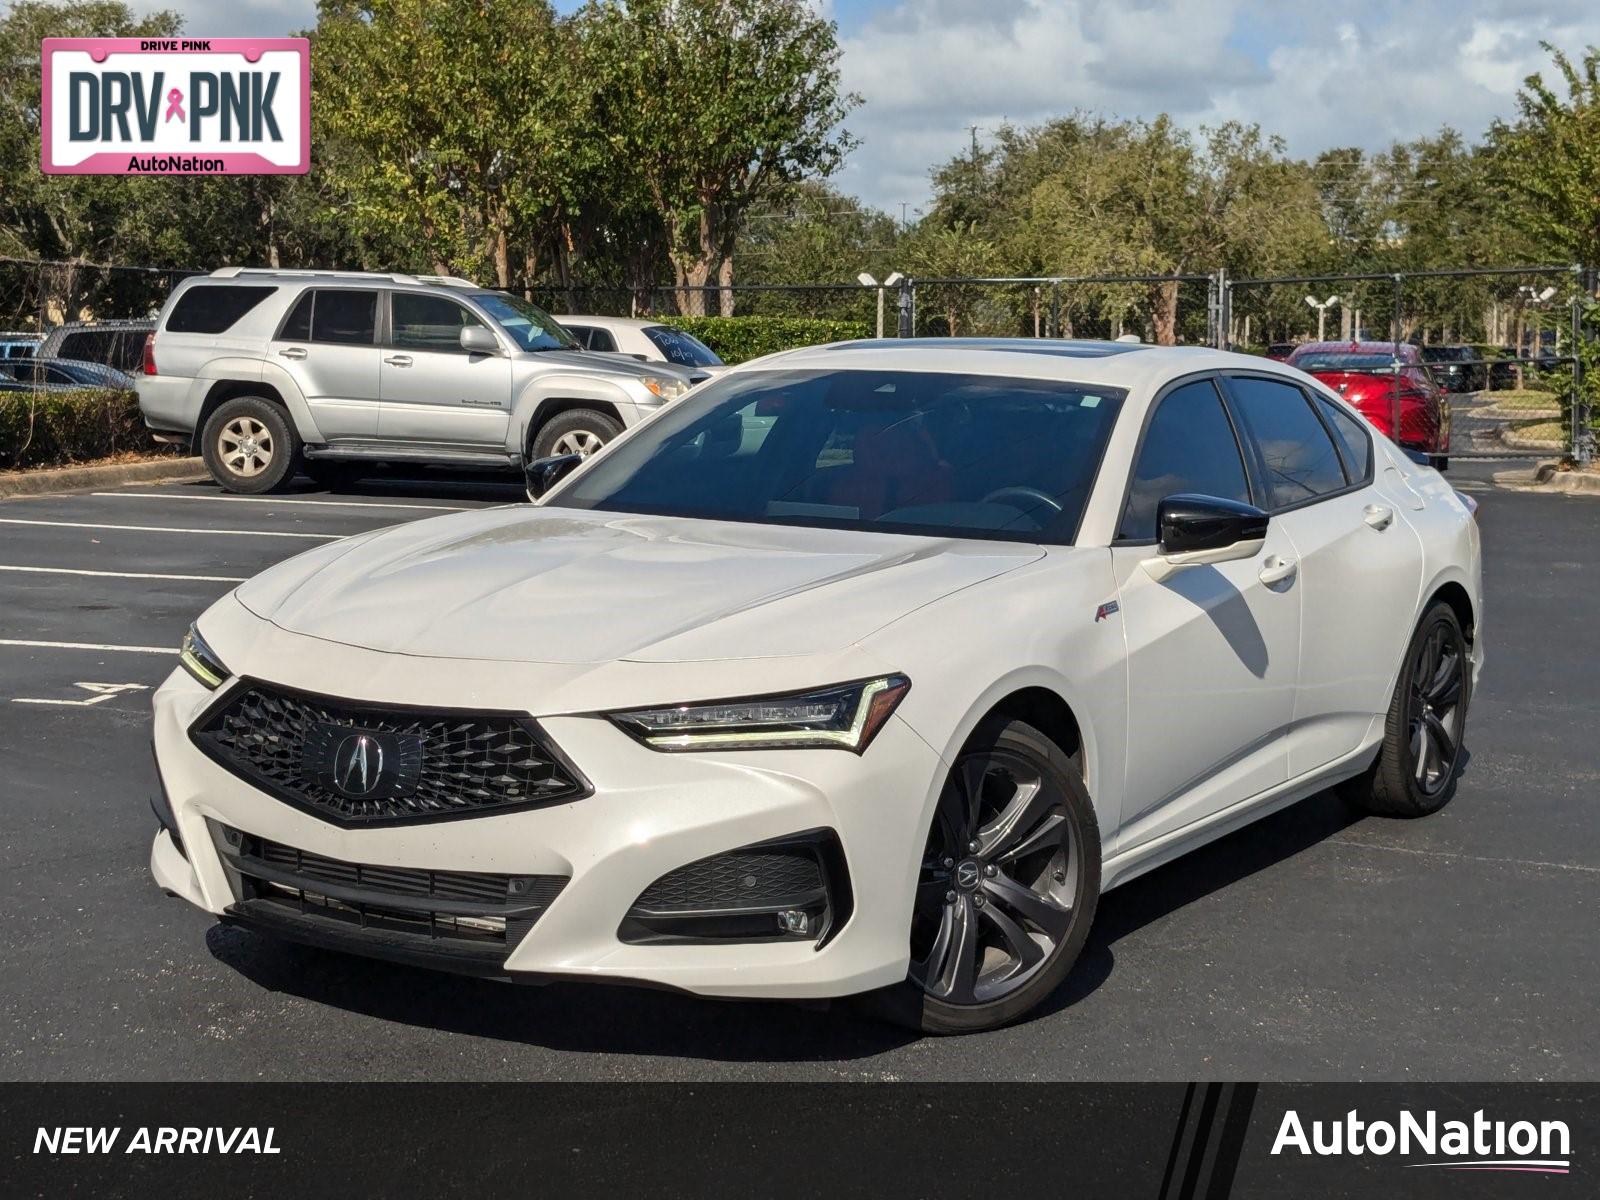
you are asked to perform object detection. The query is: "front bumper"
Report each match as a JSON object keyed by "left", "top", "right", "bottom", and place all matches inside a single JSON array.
[{"left": 150, "top": 651, "right": 943, "bottom": 1000}]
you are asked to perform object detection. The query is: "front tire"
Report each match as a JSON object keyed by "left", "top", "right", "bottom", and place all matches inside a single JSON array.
[
  {"left": 867, "top": 716, "right": 1100, "bottom": 1034},
  {"left": 1343, "top": 601, "right": 1470, "bottom": 817},
  {"left": 201, "top": 396, "right": 300, "bottom": 494},
  {"left": 531, "top": 408, "right": 623, "bottom": 460}
]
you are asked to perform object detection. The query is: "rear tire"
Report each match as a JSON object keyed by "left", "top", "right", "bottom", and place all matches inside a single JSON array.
[
  {"left": 1341, "top": 601, "right": 1470, "bottom": 818},
  {"left": 201, "top": 396, "right": 300, "bottom": 494},
  {"left": 863, "top": 716, "right": 1100, "bottom": 1034},
  {"left": 531, "top": 408, "right": 623, "bottom": 460}
]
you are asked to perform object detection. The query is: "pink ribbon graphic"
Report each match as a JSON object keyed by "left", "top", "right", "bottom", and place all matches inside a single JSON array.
[{"left": 164, "top": 88, "right": 185, "bottom": 123}]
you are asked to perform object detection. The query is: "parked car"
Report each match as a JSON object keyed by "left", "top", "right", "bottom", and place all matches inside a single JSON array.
[
  {"left": 1420, "top": 345, "right": 1484, "bottom": 393},
  {"left": 150, "top": 339, "right": 1481, "bottom": 1033},
  {"left": 1264, "top": 342, "right": 1296, "bottom": 361},
  {"left": 137, "top": 269, "right": 695, "bottom": 493},
  {"left": 0, "top": 357, "right": 134, "bottom": 390},
  {"left": 0, "top": 333, "right": 41, "bottom": 360},
  {"left": 1287, "top": 340, "right": 1450, "bottom": 469},
  {"left": 39, "top": 318, "right": 154, "bottom": 374},
  {"left": 558, "top": 315, "right": 728, "bottom": 382}
]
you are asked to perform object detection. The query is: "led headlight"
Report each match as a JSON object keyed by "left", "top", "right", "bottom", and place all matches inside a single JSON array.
[
  {"left": 610, "top": 675, "right": 910, "bottom": 753},
  {"left": 179, "top": 624, "right": 229, "bottom": 690},
  {"left": 640, "top": 374, "right": 689, "bottom": 401}
]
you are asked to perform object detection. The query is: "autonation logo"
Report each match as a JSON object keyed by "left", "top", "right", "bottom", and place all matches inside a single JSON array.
[{"left": 1272, "top": 1108, "right": 1572, "bottom": 1174}]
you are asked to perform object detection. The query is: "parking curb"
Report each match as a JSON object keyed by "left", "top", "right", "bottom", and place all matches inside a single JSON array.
[
  {"left": 0, "top": 456, "right": 207, "bottom": 499},
  {"left": 1493, "top": 460, "right": 1600, "bottom": 496}
]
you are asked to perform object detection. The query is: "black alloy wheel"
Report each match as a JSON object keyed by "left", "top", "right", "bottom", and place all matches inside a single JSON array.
[
  {"left": 870, "top": 717, "right": 1099, "bottom": 1034},
  {"left": 1407, "top": 617, "right": 1467, "bottom": 798},
  {"left": 1343, "top": 600, "right": 1471, "bottom": 818}
]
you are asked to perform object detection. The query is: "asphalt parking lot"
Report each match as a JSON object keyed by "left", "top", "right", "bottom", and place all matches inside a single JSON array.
[{"left": 1, "top": 460, "right": 1595, "bottom": 1082}]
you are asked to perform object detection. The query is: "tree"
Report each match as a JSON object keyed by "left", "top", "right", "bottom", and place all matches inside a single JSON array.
[
  {"left": 313, "top": 0, "right": 592, "bottom": 286},
  {"left": 1504, "top": 42, "right": 1600, "bottom": 268},
  {"left": 581, "top": 0, "right": 857, "bottom": 314}
]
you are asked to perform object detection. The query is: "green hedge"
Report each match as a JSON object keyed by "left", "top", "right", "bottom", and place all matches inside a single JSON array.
[
  {"left": 0, "top": 388, "right": 163, "bottom": 470},
  {"left": 660, "top": 316, "right": 871, "bottom": 364}
]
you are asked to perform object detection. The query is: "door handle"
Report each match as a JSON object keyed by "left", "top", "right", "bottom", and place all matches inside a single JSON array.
[
  {"left": 278, "top": 347, "right": 307, "bottom": 360},
  {"left": 384, "top": 354, "right": 413, "bottom": 367},
  {"left": 1258, "top": 555, "right": 1297, "bottom": 586},
  {"left": 1363, "top": 503, "right": 1395, "bottom": 530}
]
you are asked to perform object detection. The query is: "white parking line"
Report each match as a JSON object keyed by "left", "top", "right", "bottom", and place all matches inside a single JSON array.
[
  {"left": 0, "top": 638, "right": 173, "bottom": 654},
  {"left": 0, "top": 564, "right": 246, "bottom": 583},
  {"left": 97, "top": 492, "right": 470, "bottom": 512},
  {"left": 0, "top": 518, "right": 338, "bottom": 540}
]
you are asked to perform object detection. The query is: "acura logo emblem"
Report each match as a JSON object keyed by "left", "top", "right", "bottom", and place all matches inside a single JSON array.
[
  {"left": 955, "top": 860, "right": 981, "bottom": 889},
  {"left": 333, "top": 733, "right": 384, "bottom": 796}
]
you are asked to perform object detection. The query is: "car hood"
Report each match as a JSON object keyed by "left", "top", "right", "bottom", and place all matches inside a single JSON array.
[{"left": 234, "top": 507, "right": 1043, "bottom": 664}]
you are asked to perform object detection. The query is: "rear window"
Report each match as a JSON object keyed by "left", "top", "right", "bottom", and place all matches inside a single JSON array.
[
  {"left": 166, "top": 285, "right": 277, "bottom": 335},
  {"left": 55, "top": 329, "right": 146, "bottom": 372},
  {"left": 1291, "top": 352, "right": 1396, "bottom": 373}
]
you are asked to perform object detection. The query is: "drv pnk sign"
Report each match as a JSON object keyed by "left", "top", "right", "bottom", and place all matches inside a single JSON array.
[{"left": 41, "top": 38, "right": 309, "bottom": 175}]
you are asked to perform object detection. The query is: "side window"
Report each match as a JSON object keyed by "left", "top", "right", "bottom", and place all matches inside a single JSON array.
[
  {"left": 279, "top": 290, "right": 313, "bottom": 340},
  {"left": 1120, "top": 379, "right": 1252, "bottom": 541},
  {"left": 1314, "top": 394, "right": 1373, "bottom": 481},
  {"left": 166, "top": 285, "right": 276, "bottom": 334},
  {"left": 563, "top": 326, "right": 595, "bottom": 349},
  {"left": 391, "top": 293, "right": 485, "bottom": 352},
  {"left": 309, "top": 290, "right": 377, "bottom": 346},
  {"left": 587, "top": 328, "right": 618, "bottom": 353},
  {"left": 1227, "top": 376, "right": 1348, "bottom": 509}
]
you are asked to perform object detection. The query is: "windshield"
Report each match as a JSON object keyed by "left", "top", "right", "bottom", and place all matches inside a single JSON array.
[
  {"left": 471, "top": 292, "right": 579, "bottom": 351},
  {"left": 643, "top": 325, "right": 723, "bottom": 367},
  {"left": 1292, "top": 352, "right": 1398, "bottom": 373},
  {"left": 553, "top": 368, "right": 1125, "bottom": 543}
]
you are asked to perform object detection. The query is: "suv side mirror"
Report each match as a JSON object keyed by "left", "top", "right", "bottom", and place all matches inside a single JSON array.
[
  {"left": 524, "top": 453, "right": 583, "bottom": 502},
  {"left": 1143, "top": 494, "right": 1268, "bottom": 582},
  {"left": 460, "top": 325, "right": 501, "bottom": 354}
]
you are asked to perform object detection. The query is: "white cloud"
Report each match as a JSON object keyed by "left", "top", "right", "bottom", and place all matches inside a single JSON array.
[{"left": 832, "top": 0, "right": 1600, "bottom": 212}]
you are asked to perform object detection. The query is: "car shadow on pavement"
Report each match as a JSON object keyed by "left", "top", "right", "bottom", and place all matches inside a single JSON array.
[{"left": 204, "top": 782, "right": 1388, "bottom": 1059}]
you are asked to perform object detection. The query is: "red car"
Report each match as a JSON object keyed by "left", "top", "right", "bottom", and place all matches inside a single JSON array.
[{"left": 1286, "top": 340, "right": 1450, "bottom": 469}]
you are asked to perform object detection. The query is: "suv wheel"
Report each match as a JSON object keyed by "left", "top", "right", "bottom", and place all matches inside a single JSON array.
[
  {"left": 532, "top": 409, "right": 623, "bottom": 460},
  {"left": 864, "top": 716, "right": 1101, "bottom": 1034},
  {"left": 202, "top": 397, "right": 300, "bottom": 494}
]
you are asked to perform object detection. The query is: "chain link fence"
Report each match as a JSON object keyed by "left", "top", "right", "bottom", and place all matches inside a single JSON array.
[
  {"left": 1223, "top": 265, "right": 1594, "bottom": 460},
  {"left": 3, "top": 257, "right": 1592, "bottom": 462}
]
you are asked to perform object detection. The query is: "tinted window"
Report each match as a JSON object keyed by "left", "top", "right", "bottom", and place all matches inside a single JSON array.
[
  {"left": 558, "top": 369, "right": 1125, "bottom": 544},
  {"left": 279, "top": 290, "right": 313, "bottom": 340},
  {"left": 391, "top": 293, "right": 485, "bottom": 352},
  {"left": 563, "top": 325, "right": 596, "bottom": 349},
  {"left": 644, "top": 325, "right": 723, "bottom": 367},
  {"left": 1290, "top": 352, "right": 1395, "bottom": 372},
  {"left": 1120, "top": 379, "right": 1251, "bottom": 541},
  {"left": 1316, "top": 395, "right": 1373, "bottom": 479},
  {"left": 1229, "top": 377, "right": 1348, "bottom": 508},
  {"left": 309, "top": 290, "right": 377, "bottom": 346},
  {"left": 586, "top": 327, "right": 618, "bottom": 353},
  {"left": 166, "top": 285, "right": 276, "bottom": 334}
]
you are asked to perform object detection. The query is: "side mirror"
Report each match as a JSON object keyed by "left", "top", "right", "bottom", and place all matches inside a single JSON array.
[
  {"left": 523, "top": 453, "right": 582, "bottom": 502},
  {"left": 1143, "top": 494, "right": 1268, "bottom": 583},
  {"left": 460, "top": 325, "right": 501, "bottom": 354}
]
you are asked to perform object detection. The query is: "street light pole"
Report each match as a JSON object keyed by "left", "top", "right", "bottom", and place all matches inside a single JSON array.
[
  {"left": 858, "top": 271, "right": 904, "bottom": 339},
  {"left": 1304, "top": 294, "right": 1340, "bottom": 341}
]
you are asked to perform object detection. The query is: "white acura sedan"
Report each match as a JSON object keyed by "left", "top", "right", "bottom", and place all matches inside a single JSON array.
[{"left": 150, "top": 340, "right": 1482, "bottom": 1033}]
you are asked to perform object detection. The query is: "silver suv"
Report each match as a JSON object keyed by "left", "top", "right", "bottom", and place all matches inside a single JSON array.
[{"left": 137, "top": 268, "right": 692, "bottom": 493}]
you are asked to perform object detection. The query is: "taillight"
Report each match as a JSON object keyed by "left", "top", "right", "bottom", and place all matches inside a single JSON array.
[{"left": 141, "top": 332, "right": 157, "bottom": 375}]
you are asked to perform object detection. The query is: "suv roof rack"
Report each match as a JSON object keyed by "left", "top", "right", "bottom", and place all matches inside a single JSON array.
[{"left": 208, "top": 267, "right": 481, "bottom": 289}]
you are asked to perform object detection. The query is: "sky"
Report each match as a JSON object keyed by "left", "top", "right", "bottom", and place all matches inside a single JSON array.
[{"left": 130, "top": 0, "right": 1600, "bottom": 216}]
